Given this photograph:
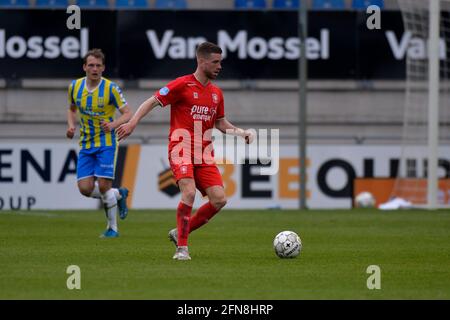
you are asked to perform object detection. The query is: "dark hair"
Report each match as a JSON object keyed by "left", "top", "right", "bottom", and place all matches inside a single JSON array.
[
  {"left": 83, "top": 48, "right": 105, "bottom": 65},
  {"left": 196, "top": 42, "right": 222, "bottom": 57}
]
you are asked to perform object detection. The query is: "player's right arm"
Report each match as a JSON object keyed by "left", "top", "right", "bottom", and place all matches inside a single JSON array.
[
  {"left": 66, "top": 81, "right": 77, "bottom": 139},
  {"left": 116, "top": 96, "right": 160, "bottom": 141},
  {"left": 66, "top": 105, "right": 77, "bottom": 139}
]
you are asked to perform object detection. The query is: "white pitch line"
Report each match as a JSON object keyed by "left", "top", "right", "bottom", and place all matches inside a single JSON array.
[{"left": 0, "top": 211, "right": 59, "bottom": 218}]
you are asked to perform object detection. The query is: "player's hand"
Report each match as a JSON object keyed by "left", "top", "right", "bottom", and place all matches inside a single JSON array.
[
  {"left": 100, "top": 120, "right": 115, "bottom": 133},
  {"left": 116, "top": 122, "right": 135, "bottom": 141},
  {"left": 66, "top": 127, "right": 76, "bottom": 139},
  {"left": 244, "top": 129, "right": 256, "bottom": 144}
]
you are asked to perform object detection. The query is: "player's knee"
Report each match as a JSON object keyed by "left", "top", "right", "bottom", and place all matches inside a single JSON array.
[
  {"left": 78, "top": 186, "right": 93, "bottom": 197},
  {"left": 98, "top": 185, "right": 110, "bottom": 194},
  {"left": 183, "top": 189, "right": 197, "bottom": 203},
  {"left": 212, "top": 197, "right": 227, "bottom": 210}
]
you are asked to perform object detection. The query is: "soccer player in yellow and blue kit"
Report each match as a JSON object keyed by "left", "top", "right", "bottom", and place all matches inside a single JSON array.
[{"left": 66, "top": 49, "right": 132, "bottom": 238}]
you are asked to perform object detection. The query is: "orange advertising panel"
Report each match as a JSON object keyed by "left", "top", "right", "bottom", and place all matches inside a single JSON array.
[{"left": 354, "top": 178, "right": 450, "bottom": 207}]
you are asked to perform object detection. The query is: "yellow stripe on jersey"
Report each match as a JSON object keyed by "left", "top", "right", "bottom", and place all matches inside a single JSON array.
[
  {"left": 104, "top": 81, "right": 111, "bottom": 109},
  {"left": 93, "top": 118, "right": 101, "bottom": 148},
  {"left": 68, "top": 77, "right": 127, "bottom": 150}
]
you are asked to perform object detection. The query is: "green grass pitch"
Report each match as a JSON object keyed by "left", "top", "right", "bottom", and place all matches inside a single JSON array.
[{"left": 0, "top": 209, "right": 449, "bottom": 299}]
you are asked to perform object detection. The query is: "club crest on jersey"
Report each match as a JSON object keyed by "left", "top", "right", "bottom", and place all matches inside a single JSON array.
[
  {"left": 193, "top": 92, "right": 198, "bottom": 99},
  {"left": 212, "top": 93, "right": 218, "bottom": 104},
  {"left": 98, "top": 97, "right": 104, "bottom": 107},
  {"left": 159, "top": 86, "right": 170, "bottom": 96}
]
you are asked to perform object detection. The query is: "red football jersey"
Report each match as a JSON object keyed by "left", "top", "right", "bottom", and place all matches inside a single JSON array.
[{"left": 154, "top": 74, "right": 225, "bottom": 165}]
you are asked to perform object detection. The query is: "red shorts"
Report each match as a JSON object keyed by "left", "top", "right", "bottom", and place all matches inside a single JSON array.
[{"left": 170, "top": 163, "right": 223, "bottom": 196}]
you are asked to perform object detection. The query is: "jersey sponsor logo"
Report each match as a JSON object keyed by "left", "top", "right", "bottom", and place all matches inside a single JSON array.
[
  {"left": 190, "top": 104, "right": 216, "bottom": 121},
  {"left": 159, "top": 86, "right": 170, "bottom": 96},
  {"left": 79, "top": 109, "right": 105, "bottom": 117}
]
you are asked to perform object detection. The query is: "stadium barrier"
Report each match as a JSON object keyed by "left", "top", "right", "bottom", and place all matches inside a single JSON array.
[{"left": 1, "top": 142, "right": 449, "bottom": 210}]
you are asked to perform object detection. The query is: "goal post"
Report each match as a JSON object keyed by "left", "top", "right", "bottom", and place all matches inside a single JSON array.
[
  {"left": 428, "top": 0, "right": 440, "bottom": 209},
  {"left": 394, "top": 0, "right": 450, "bottom": 209}
]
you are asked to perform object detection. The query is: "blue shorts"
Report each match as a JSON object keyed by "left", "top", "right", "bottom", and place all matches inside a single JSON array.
[{"left": 77, "top": 146, "right": 118, "bottom": 181}]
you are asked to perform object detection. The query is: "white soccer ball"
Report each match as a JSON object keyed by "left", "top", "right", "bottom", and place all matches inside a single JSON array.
[
  {"left": 273, "top": 231, "right": 302, "bottom": 258},
  {"left": 355, "top": 191, "right": 376, "bottom": 208}
]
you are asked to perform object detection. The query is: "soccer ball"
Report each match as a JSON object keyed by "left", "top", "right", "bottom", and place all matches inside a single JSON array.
[
  {"left": 355, "top": 191, "right": 376, "bottom": 208},
  {"left": 273, "top": 231, "right": 302, "bottom": 258}
]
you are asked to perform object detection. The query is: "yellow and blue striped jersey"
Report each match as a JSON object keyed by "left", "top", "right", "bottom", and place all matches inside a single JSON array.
[{"left": 68, "top": 77, "right": 127, "bottom": 149}]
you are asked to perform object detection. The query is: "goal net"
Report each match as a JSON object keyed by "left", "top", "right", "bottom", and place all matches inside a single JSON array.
[{"left": 393, "top": 0, "right": 450, "bottom": 208}]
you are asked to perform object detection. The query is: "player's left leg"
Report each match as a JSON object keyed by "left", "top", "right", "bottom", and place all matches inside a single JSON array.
[
  {"left": 97, "top": 177, "right": 119, "bottom": 238},
  {"left": 189, "top": 165, "right": 226, "bottom": 232},
  {"left": 189, "top": 185, "right": 226, "bottom": 233},
  {"left": 96, "top": 146, "right": 129, "bottom": 220},
  {"left": 95, "top": 146, "right": 121, "bottom": 238},
  {"left": 87, "top": 180, "right": 127, "bottom": 217}
]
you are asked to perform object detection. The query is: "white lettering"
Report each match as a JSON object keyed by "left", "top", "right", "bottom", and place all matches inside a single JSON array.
[
  {"left": 80, "top": 28, "right": 88, "bottom": 57},
  {"left": 0, "top": 30, "right": 4, "bottom": 57},
  {"left": 168, "top": 37, "right": 186, "bottom": 59},
  {"left": 0, "top": 28, "right": 88, "bottom": 59},
  {"left": 267, "top": 37, "right": 284, "bottom": 59},
  {"left": 147, "top": 30, "right": 206, "bottom": 59},
  {"left": 6, "top": 36, "right": 27, "bottom": 58},
  {"left": 285, "top": 38, "right": 299, "bottom": 60},
  {"left": 386, "top": 30, "right": 447, "bottom": 60},
  {"left": 146, "top": 29, "right": 331, "bottom": 61},
  {"left": 306, "top": 37, "right": 320, "bottom": 59},
  {"left": 247, "top": 37, "right": 268, "bottom": 59},
  {"left": 61, "top": 37, "right": 80, "bottom": 59},
  {"left": 366, "top": 265, "right": 381, "bottom": 289},
  {"left": 218, "top": 30, "right": 247, "bottom": 59},
  {"left": 27, "top": 37, "right": 44, "bottom": 59},
  {"left": 320, "top": 29, "right": 329, "bottom": 59},
  {"left": 146, "top": 30, "right": 174, "bottom": 59},
  {"left": 366, "top": 5, "right": 381, "bottom": 30},
  {"left": 66, "top": 265, "right": 81, "bottom": 290},
  {"left": 66, "top": 5, "right": 81, "bottom": 30},
  {"left": 43, "top": 36, "right": 60, "bottom": 59}
]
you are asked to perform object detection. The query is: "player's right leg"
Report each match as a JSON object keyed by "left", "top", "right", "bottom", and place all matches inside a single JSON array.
[
  {"left": 77, "top": 148, "right": 97, "bottom": 197},
  {"left": 171, "top": 177, "right": 196, "bottom": 260}
]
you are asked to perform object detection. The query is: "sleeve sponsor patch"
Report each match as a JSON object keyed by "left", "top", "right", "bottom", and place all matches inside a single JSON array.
[{"left": 159, "top": 86, "right": 170, "bottom": 96}]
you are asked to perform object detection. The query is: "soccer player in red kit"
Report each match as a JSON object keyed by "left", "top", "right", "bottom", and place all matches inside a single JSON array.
[{"left": 117, "top": 42, "right": 254, "bottom": 260}]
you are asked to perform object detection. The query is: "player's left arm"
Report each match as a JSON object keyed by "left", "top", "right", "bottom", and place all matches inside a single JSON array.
[
  {"left": 215, "top": 118, "right": 255, "bottom": 144},
  {"left": 101, "top": 105, "right": 132, "bottom": 133},
  {"left": 101, "top": 84, "right": 132, "bottom": 133}
]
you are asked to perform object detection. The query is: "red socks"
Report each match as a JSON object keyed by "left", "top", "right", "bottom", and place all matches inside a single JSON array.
[
  {"left": 189, "top": 202, "right": 219, "bottom": 233},
  {"left": 176, "top": 201, "right": 220, "bottom": 246},
  {"left": 177, "top": 202, "right": 192, "bottom": 246}
]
